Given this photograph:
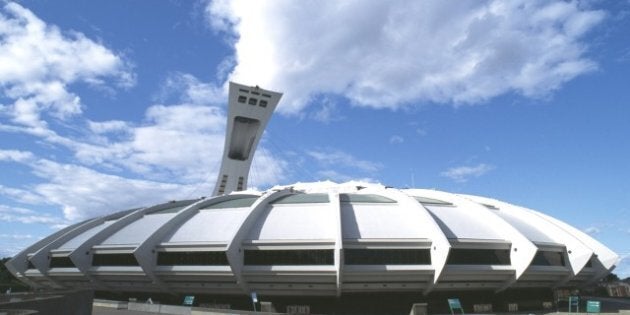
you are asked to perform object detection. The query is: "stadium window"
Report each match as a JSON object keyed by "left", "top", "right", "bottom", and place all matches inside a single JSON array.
[
  {"left": 259, "top": 100, "right": 268, "bottom": 108},
  {"left": 446, "top": 249, "right": 511, "bottom": 265},
  {"left": 157, "top": 251, "right": 229, "bottom": 266},
  {"left": 237, "top": 95, "right": 247, "bottom": 103},
  {"left": 201, "top": 197, "right": 259, "bottom": 210},
  {"left": 340, "top": 194, "right": 396, "bottom": 203},
  {"left": 248, "top": 98, "right": 258, "bottom": 106},
  {"left": 244, "top": 250, "right": 334, "bottom": 265},
  {"left": 271, "top": 193, "right": 329, "bottom": 204},
  {"left": 92, "top": 253, "right": 139, "bottom": 266},
  {"left": 344, "top": 249, "right": 431, "bottom": 265},
  {"left": 414, "top": 196, "right": 454, "bottom": 206},
  {"left": 531, "top": 251, "right": 566, "bottom": 266},
  {"left": 50, "top": 256, "right": 75, "bottom": 268}
]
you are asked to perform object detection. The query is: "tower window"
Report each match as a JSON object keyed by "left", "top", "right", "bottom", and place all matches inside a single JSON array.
[
  {"left": 238, "top": 95, "right": 247, "bottom": 103},
  {"left": 248, "top": 98, "right": 258, "bottom": 105}
]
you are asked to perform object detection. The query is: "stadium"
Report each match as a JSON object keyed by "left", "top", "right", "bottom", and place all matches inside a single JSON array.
[{"left": 5, "top": 83, "right": 619, "bottom": 313}]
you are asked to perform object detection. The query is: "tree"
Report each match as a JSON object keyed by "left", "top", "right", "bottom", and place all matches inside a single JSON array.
[
  {"left": 602, "top": 272, "right": 620, "bottom": 283},
  {"left": 0, "top": 257, "right": 15, "bottom": 283}
]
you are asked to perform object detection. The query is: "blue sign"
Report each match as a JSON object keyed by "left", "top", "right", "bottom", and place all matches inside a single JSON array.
[
  {"left": 183, "top": 295, "right": 195, "bottom": 306},
  {"left": 251, "top": 292, "right": 258, "bottom": 303},
  {"left": 587, "top": 300, "right": 601, "bottom": 313}
]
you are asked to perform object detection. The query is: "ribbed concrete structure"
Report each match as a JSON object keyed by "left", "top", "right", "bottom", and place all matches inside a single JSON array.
[
  {"left": 4, "top": 82, "right": 619, "bottom": 303},
  {"left": 5, "top": 181, "right": 619, "bottom": 297}
]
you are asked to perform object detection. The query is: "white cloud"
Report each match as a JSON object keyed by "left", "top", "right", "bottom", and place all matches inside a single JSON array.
[
  {"left": 389, "top": 135, "right": 404, "bottom": 144},
  {"left": 307, "top": 149, "right": 382, "bottom": 173},
  {"left": 615, "top": 253, "right": 630, "bottom": 280},
  {"left": 584, "top": 226, "right": 601, "bottom": 235},
  {"left": 0, "top": 153, "right": 204, "bottom": 221},
  {"left": 0, "top": 233, "right": 34, "bottom": 240},
  {"left": 207, "top": 0, "right": 605, "bottom": 112},
  {"left": 87, "top": 120, "right": 130, "bottom": 134},
  {"left": 0, "top": 204, "right": 66, "bottom": 225},
  {"left": 310, "top": 98, "right": 344, "bottom": 123},
  {"left": 441, "top": 163, "right": 495, "bottom": 182},
  {"left": 302, "top": 149, "right": 383, "bottom": 182},
  {"left": 315, "top": 169, "right": 378, "bottom": 184},
  {"left": 0, "top": 72, "right": 289, "bottom": 222},
  {"left": 0, "top": 149, "right": 34, "bottom": 162},
  {"left": 0, "top": 2, "right": 134, "bottom": 129},
  {"left": 155, "top": 72, "right": 225, "bottom": 106},
  {"left": 0, "top": 184, "right": 45, "bottom": 205}
]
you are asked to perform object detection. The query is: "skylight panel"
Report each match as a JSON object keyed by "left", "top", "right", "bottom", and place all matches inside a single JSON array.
[
  {"left": 201, "top": 197, "right": 259, "bottom": 210},
  {"left": 414, "top": 196, "right": 454, "bottom": 206},
  {"left": 271, "top": 193, "right": 329, "bottom": 204},
  {"left": 340, "top": 194, "right": 396, "bottom": 203}
]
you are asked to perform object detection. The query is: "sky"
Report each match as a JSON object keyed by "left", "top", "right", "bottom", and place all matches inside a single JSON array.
[{"left": 0, "top": 0, "right": 629, "bottom": 278}]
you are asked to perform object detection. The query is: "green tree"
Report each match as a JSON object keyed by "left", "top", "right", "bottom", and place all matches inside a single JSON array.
[
  {"left": 0, "top": 257, "right": 15, "bottom": 283},
  {"left": 602, "top": 272, "right": 620, "bottom": 283}
]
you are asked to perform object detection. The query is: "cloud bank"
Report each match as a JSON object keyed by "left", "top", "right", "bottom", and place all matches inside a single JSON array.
[
  {"left": 0, "top": 4, "right": 287, "bottom": 223},
  {"left": 441, "top": 163, "right": 495, "bottom": 183},
  {"left": 207, "top": 0, "right": 605, "bottom": 112},
  {"left": 0, "top": 2, "right": 134, "bottom": 129}
]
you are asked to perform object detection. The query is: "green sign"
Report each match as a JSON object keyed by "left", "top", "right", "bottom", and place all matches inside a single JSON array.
[
  {"left": 448, "top": 298, "right": 464, "bottom": 315},
  {"left": 183, "top": 295, "right": 195, "bottom": 306},
  {"left": 587, "top": 300, "right": 601, "bottom": 313}
]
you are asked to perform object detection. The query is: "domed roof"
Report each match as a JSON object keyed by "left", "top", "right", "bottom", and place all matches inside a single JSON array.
[{"left": 5, "top": 181, "right": 619, "bottom": 296}]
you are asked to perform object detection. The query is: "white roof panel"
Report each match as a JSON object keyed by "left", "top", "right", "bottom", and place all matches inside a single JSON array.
[
  {"left": 247, "top": 204, "right": 336, "bottom": 240},
  {"left": 57, "top": 221, "right": 114, "bottom": 250},
  {"left": 425, "top": 205, "right": 503, "bottom": 240},
  {"left": 101, "top": 213, "right": 177, "bottom": 245},
  {"left": 164, "top": 208, "right": 250, "bottom": 243},
  {"left": 341, "top": 203, "right": 431, "bottom": 239},
  {"left": 493, "top": 209, "right": 556, "bottom": 244}
]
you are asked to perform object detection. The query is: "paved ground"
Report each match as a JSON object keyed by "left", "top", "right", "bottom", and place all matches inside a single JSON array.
[
  {"left": 92, "top": 297, "right": 630, "bottom": 315},
  {"left": 93, "top": 306, "right": 160, "bottom": 315}
]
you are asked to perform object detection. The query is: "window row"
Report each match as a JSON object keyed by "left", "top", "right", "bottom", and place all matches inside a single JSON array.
[
  {"left": 38, "top": 248, "right": 562, "bottom": 268},
  {"left": 237, "top": 95, "right": 268, "bottom": 108}
]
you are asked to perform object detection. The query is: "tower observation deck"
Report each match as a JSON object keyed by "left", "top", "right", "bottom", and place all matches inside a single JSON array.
[{"left": 213, "top": 82, "right": 282, "bottom": 196}]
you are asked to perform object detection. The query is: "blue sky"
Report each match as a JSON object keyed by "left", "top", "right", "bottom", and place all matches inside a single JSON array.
[{"left": 0, "top": 1, "right": 629, "bottom": 278}]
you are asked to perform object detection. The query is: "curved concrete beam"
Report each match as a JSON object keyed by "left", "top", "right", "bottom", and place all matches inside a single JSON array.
[
  {"left": 67, "top": 200, "right": 195, "bottom": 290},
  {"left": 133, "top": 195, "right": 257, "bottom": 289},
  {"left": 225, "top": 188, "right": 295, "bottom": 294},
  {"left": 383, "top": 188, "right": 452, "bottom": 295}
]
